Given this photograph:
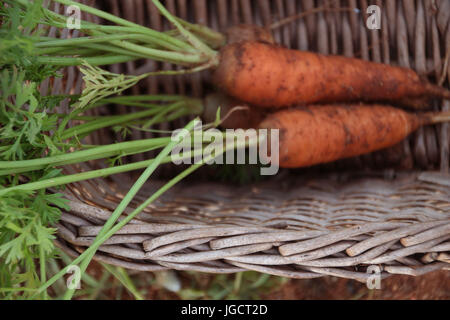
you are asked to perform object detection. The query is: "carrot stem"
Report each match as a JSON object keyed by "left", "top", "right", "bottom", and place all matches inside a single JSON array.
[
  {"left": 425, "top": 83, "right": 450, "bottom": 100},
  {"left": 269, "top": 7, "right": 357, "bottom": 30}
]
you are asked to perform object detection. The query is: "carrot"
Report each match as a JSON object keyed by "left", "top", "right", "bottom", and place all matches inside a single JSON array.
[
  {"left": 258, "top": 104, "right": 450, "bottom": 168},
  {"left": 213, "top": 41, "right": 450, "bottom": 109},
  {"left": 225, "top": 24, "right": 274, "bottom": 45},
  {"left": 202, "top": 92, "right": 268, "bottom": 129}
]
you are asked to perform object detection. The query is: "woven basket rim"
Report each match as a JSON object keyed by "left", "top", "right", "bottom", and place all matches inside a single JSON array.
[{"left": 45, "top": 0, "right": 450, "bottom": 279}]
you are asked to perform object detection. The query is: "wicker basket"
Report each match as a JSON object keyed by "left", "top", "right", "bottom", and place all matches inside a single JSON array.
[{"left": 45, "top": 0, "right": 450, "bottom": 282}]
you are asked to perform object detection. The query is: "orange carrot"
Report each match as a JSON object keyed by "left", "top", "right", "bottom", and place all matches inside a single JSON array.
[
  {"left": 202, "top": 92, "right": 268, "bottom": 129},
  {"left": 258, "top": 104, "right": 450, "bottom": 168},
  {"left": 213, "top": 41, "right": 450, "bottom": 109}
]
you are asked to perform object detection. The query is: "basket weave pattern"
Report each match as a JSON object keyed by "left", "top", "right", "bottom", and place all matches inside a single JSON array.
[{"left": 45, "top": 0, "right": 450, "bottom": 281}]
